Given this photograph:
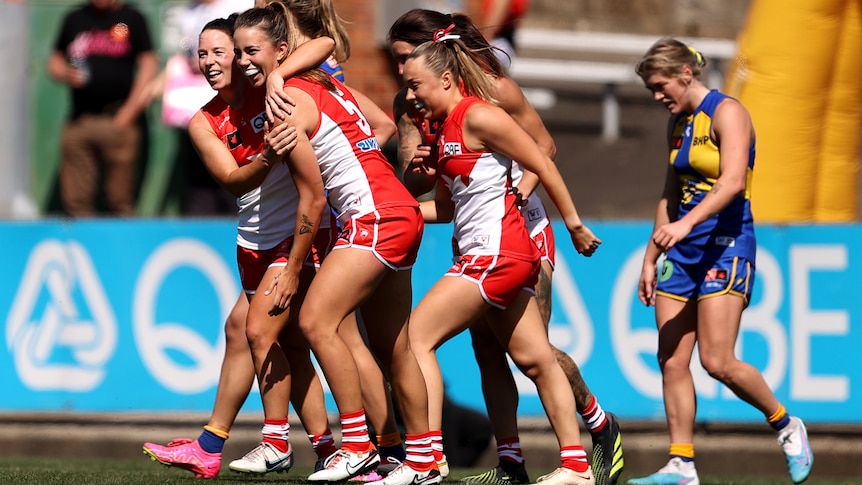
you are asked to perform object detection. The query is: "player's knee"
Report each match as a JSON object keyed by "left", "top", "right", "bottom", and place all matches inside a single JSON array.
[
  {"left": 699, "top": 353, "right": 734, "bottom": 382},
  {"left": 224, "top": 313, "right": 246, "bottom": 344},
  {"left": 245, "top": 319, "right": 276, "bottom": 350},
  {"left": 658, "top": 350, "right": 690, "bottom": 375}
]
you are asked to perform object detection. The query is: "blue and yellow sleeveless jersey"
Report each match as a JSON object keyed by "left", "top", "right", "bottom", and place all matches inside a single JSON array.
[
  {"left": 319, "top": 55, "right": 345, "bottom": 82},
  {"left": 667, "top": 89, "right": 756, "bottom": 265}
]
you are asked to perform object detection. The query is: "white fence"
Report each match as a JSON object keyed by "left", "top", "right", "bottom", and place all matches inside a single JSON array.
[{"left": 510, "top": 29, "right": 738, "bottom": 141}]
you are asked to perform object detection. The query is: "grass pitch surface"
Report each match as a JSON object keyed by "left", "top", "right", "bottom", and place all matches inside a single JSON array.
[{"left": 0, "top": 457, "right": 857, "bottom": 485}]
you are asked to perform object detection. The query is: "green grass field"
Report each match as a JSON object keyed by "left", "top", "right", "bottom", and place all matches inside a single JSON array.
[{"left": 0, "top": 458, "right": 855, "bottom": 485}]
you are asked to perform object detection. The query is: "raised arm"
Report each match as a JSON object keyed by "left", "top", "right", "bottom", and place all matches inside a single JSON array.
[
  {"left": 266, "top": 36, "right": 335, "bottom": 120},
  {"left": 477, "top": 0, "right": 514, "bottom": 41}
]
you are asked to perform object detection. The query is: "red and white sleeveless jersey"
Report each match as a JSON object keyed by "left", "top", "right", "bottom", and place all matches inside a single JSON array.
[
  {"left": 200, "top": 87, "right": 315, "bottom": 250},
  {"left": 436, "top": 97, "right": 539, "bottom": 261},
  {"left": 284, "top": 76, "right": 418, "bottom": 224}
]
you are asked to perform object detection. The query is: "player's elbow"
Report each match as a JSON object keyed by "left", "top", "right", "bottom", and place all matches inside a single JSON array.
[{"left": 307, "top": 190, "right": 328, "bottom": 218}]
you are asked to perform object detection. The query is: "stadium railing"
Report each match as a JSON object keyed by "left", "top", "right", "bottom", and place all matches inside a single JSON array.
[{"left": 510, "top": 28, "right": 738, "bottom": 141}]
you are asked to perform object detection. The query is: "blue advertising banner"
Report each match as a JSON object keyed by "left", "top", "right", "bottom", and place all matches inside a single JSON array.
[{"left": 1, "top": 220, "right": 858, "bottom": 423}]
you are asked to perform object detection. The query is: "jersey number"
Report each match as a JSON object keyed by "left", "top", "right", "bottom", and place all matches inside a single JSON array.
[{"left": 329, "top": 90, "right": 372, "bottom": 137}]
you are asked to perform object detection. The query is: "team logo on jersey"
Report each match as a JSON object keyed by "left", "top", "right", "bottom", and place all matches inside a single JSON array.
[
  {"left": 705, "top": 268, "right": 728, "bottom": 281},
  {"left": 527, "top": 208, "right": 542, "bottom": 222},
  {"left": 692, "top": 135, "right": 710, "bottom": 146},
  {"left": 658, "top": 260, "right": 674, "bottom": 282},
  {"left": 356, "top": 137, "right": 380, "bottom": 152},
  {"left": 250, "top": 112, "right": 266, "bottom": 133},
  {"left": 443, "top": 142, "right": 462, "bottom": 156},
  {"left": 226, "top": 130, "right": 243, "bottom": 149},
  {"left": 472, "top": 235, "right": 490, "bottom": 246}
]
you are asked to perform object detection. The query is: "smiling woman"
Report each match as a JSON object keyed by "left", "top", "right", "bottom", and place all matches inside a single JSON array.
[
  {"left": 140, "top": 12, "right": 342, "bottom": 479},
  {"left": 398, "top": 29, "right": 605, "bottom": 485},
  {"left": 232, "top": 6, "right": 438, "bottom": 485}
]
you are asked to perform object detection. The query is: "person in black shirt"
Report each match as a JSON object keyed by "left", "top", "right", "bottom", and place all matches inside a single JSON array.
[{"left": 47, "top": 0, "right": 157, "bottom": 216}]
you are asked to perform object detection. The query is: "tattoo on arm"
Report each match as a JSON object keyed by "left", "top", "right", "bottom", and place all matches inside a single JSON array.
[
  {"left": 299, "top": 214, "right": 314, "bottom": 235},
  {"left": 711, "top": 182, "right": 723, "bottom": 195},
  {"left": 396, "top": 116, "right": 415, "bottom": 171}
]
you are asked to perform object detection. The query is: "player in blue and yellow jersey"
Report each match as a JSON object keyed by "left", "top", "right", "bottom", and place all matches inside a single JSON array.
[{"left": 629, "top": 38, "right": 813, "bottom": 485}]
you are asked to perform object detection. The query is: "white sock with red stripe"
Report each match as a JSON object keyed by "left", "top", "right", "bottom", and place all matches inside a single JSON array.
[{"left": 340, "top": 409, "right": 373, "bottom": 453}]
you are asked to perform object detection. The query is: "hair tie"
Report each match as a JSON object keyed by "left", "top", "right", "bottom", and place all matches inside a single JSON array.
[
  {"left": 433, "top": 24, "right": 460, "bottom": 43},
  {"left": 687, "top": 45, "right": 705, "bottom": 67}
]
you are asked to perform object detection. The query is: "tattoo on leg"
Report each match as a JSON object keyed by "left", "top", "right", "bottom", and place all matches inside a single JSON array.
[
  {"left": 553, "top": 346, "right": 593, "bottom": 412},
  {"left": 536, "top": 265, "right": 553, "bottom": 326}
]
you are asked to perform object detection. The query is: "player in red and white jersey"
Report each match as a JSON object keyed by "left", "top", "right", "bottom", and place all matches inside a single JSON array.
[
  {"left": 389, "top": 12, "right": 624, "bottom": 485},
  {"left": 255, "top": 1, "right": 412, "bottom": 477},
  {"left": 436, "top": 96, "right": 540, "bottom": 261},
  {"left": 233, "top": 6, "right": 437, "bottom": 485},
  {"left": 142, "top": 16, "right": 339, "bottom": 478},
  {"left": 401, "top": 30, "right": 603, "bottom": 485}
]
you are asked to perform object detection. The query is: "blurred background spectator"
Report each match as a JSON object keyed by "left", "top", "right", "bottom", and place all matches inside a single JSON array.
[
  {"left": 473, "top": 0, "right": 531, "bottom": 71},
  {"left": 47, "top": 0, "right": 157, "bottom": 217}
]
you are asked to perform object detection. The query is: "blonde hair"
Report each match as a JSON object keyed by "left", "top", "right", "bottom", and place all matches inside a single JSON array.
[
  {"left": 408, "top": 37, "right": 497, "bottom": 104},
  {"left": 266, "top": 0, "right": 351, "bottom": 63},
  {"left": 635, "top": 37, "right": 707, "bottom": 81}
]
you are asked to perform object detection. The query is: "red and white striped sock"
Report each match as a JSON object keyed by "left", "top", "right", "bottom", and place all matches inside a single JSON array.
[
  {"left": 580, "top": 395, "right": 608, "bottom": 433},
  {"left": 308, "top": 428, "right": 337, "bottom": 459},
  {"left": 340, "top": 409, "right": 373, "bottom": 453},
  {"left": 429, "top": 430, "right": 445, "bottom": 463},
  {"left": 404, "top": 432, "right": 436, "bottom": 472},
  {"left": 497, "top": 437, "right": 524, "bottom": 464},
  {"left": 262, "top": 418, "right": 290, "bottom": 453},
  {"left": 561, "top": 445, "right": 590, "bottom": 473}
]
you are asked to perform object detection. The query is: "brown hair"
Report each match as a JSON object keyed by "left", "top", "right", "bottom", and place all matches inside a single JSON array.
[
  {"left": 235, "top": 4, "right": 334, "bottom": 90},
  {"left": 388, "top": 9, "right": 504, "bottom": 77}
]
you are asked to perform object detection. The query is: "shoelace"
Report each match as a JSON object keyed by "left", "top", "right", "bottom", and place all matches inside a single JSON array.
[
  {"left": 322, "top": 449, "right": 348, "bottom": 469},
  {"left": 243, "top": 443, "right": 269, "bottom": 461},
  {"left": 166, "top": 438, "right": 194, "bottom": 447}
]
